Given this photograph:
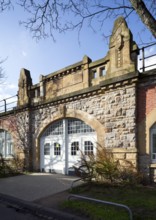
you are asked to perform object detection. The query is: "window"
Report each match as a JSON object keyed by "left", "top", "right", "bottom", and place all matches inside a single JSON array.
[
  {"left": 54, "top": 143, "right": 61, "bottom": 155},
  {"left": 100, "top": 67, "right": 106, "bottom": 77},
  {"left": 43, "top": 120, "right": 63, "bottom": 136},
  {"left": 0, "top": 130, "right": 13, "bottom": 157},
  {"left": 44, "top": 143, "right": 50, "bottom": 155},
  {"left": 151, "top": 124, "right": 156, "bottom": 161},
  {"left": 91, "top": 69, "right": 98, "bottom": 79},
  {"left": 84, "top": 141, "right": 93, "bottom": 155},
  {"left": 71, "top": 142, "right": 79, "bottom": 156},
  {"left": 68, "top": 119, "right": 94, "bottom": 134}
]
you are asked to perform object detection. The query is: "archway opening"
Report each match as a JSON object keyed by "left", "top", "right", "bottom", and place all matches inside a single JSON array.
[{"left": 40, "top": 118, "right": 96, "bottom": 174}]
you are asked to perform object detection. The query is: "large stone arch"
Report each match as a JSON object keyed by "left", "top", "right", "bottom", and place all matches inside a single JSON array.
[{"left": 33, "top": 109, "right": 105, "bottom": 170}]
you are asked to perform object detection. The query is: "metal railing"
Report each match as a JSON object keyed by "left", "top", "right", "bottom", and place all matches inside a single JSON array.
[
  {"left": 68, "top": 194, "right": 133, "bottom": 220},
  {"left": 0, "top": 95, "right": 18, "bottom": 113},
  {"left": 139, "top": 42, "right": 156, "bottom": 72}
]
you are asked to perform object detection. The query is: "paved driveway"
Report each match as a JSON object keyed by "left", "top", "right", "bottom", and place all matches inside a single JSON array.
[{"left": 0, "top": 173, "right": 80, "bottom": 201}]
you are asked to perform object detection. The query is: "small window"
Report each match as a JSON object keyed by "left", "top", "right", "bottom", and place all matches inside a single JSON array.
[
  {"left": 7, "top": 142, "right": 13, "bottom": 156},
  {"left": 44, "top": 143, "right": 50, "bottom": 155},
  {"left": 151, "top": 124, "right": 156, "bottom": 161},
  {"left": 71, "top": 142, "right": 79, "bottom": 156},
  {"left": 100, "top": 67, "right": 106, "bottom": 77},
  {"left": 0, "top": 130, "right": 13, "bottom": 157},
  {"left": 84, "top": 141, "right": 93, "bottom": 155},
  {"left": 152, "top": 134, "right": 156, "bottom": 160},
  {"left": 91, "top": 70, "right": 98, "bottom": 79},
  {"left": 54, "top": 143, "right": 61, "bottom": 155}
]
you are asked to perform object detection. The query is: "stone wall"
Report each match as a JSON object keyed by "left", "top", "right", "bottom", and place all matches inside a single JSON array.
[
  {"left": 1, "top": 16, "right": 156, "bottom": 181},
  {"left": 29, "top": 81, "right": 137, "bottom": 170}
]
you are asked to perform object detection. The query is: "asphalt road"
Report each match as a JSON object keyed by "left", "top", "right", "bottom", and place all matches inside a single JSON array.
[{"left": 0, "top": 202, "right": 42, "bottom": 220}]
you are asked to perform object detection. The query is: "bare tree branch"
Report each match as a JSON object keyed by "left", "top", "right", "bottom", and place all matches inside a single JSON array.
[
  {"left": 0, "top": 58, "right": 7, "bottom": 84},
  {"left": 0, "top": 1, "right": 155, "bottom": 40},
  {"left": 129, "top": 0, "right": 156, "bottom": 38},
  {"left": 0, "top": 0, "right": 12, "bottom": 12}
]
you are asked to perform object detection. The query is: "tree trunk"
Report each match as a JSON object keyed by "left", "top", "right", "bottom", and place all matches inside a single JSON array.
[{"left": 129, "top": 0, "right": 156, "bottom": 38}]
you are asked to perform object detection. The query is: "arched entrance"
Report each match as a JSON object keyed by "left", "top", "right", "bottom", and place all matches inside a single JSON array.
[{"left": 40, "top": 118, "right": 96, "bottom": 174}]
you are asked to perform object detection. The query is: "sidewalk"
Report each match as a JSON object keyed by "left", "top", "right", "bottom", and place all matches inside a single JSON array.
[{"left": 0, "top": 173, "right": 84, "bottom": 220}]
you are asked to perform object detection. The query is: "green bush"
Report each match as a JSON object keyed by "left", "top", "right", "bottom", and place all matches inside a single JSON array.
[
  {"left": 0, "top": 153, "right": 24, "bottom": 178},
  {"left": 74, "top": 145, "right": 143, "bottom": 185}
]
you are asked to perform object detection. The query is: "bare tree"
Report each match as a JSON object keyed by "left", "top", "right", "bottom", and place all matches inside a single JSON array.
[
  {"left": 0, "top": 0, "right": 155, "bottom": 40},
  {"left": 0, "top": 58, "right": 6, "bottom": 84},
  {"left": 8, "top": 113, "right": 31, "bottom": 170}
]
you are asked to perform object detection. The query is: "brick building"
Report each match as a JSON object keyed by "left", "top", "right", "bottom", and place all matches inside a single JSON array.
[{"left": 0, "top": 17, "right": 156, "bottom": 181}]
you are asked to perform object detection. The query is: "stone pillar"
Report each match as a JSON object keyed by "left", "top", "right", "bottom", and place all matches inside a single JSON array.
[
  {"left": 39, "top": 75, "right": 45, "bottom": 97},
  {"left": 108, "top": 16, "right": 138, "bottom": 78},
  {"left": 17, "top": 68, "right": 32, "bottom": 107},
  {"left": 82, "top": 55, "right": 92, "bottom": 88}
]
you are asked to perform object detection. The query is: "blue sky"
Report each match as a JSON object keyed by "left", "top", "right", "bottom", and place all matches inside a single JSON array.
[{"left": 0, "top": 3, "right": 155, "bottom": 101}]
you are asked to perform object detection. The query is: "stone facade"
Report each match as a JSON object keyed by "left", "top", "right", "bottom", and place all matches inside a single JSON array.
[{"left": 0, "top": 17, "right": 156, "bottom": 181}]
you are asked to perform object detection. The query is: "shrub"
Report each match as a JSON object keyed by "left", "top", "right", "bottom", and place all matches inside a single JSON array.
[
  {"left": 0, "top": 153, "right": 24, "bottom": 177},
  {"left": 74, "top": 144, "right": 144, "bottom": 186}
]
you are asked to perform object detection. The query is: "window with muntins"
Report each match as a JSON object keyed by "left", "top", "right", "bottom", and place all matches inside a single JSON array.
[
  {"left": 54, "top": 143, "right": 61, "bottom": 155},
  {"left": 151, "top": 124, "right": 156, "bottom": 161},
  {"left": 84, "top": 141, "right": 93, "bottom": 155},
  {"left": 71, "top": 142, "right": 79, "bottom": 155},
  {"left": 68, "top": 119, "right": 94, "bottom": 134},
  {"left": 0, "top": 129, "right": 13, "bottom": 157},
  {"left": 43, "top": 120, "right": 63, "bottom": 136},
  {"left": 44, "top": 143, "right": 50, "bottom": 155}
]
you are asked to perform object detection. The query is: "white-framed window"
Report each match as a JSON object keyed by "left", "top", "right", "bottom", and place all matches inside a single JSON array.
[
  {"left": 68, "top": 119, "right": 94, "bottom": 134},
  {"left": 84, "top": 141, "right": 94, "bottom": 155},
  {"left": 71, "top": 142, "right": 79, "bottom": 156},
  {"left": 151, "top": 124, "right": 156, "bottom": 162},
  {"left": 43, "top": 120, "right": 63, "bottom": 137},
  {"left": 0, "top": 129, "right": 13, "bottom": 157},
  {"left": 54, "top": 143, "right": 61, "bottom": 155},
  {"left": 44, "top": 143, "right": 50, "bottom": 155}
]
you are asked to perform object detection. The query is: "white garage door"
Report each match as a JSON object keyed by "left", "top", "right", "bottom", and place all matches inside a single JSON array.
[{"left": 40, "top": 118, "right": 96, "bottom": 174}]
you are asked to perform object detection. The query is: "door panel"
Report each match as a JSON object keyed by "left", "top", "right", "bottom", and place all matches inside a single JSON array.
[
  {"left": 44, "top": 142, "right": 51, "bottom": 172},
  {"left": 51, "top": 137, "right": 64, "bottom": 173},
  {"left": 67, "top": 135, "right": 96, "bottom": 174},
  {"left": 68, "top": 138, "right": 82, "bottom": 174}
]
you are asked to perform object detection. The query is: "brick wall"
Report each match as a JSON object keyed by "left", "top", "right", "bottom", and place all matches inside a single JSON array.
[{"left": 137, "top": 82, "right": 156, "bottom": 123}]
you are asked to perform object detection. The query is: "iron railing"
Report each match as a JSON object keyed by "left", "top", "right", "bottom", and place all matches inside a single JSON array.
[
  {"left": 139, "top": 42, "right": 156, "bottom": 72},
  {"left": 0, "top": 43, "right": 155, "bottom": 114},
  {"left": 68, "top": 194, "right": 133, "bottom": 220},
  {"left": 0, "top": 95, "right": 18, "bottom": 113}
]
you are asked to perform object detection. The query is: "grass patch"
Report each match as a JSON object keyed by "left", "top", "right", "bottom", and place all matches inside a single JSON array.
[{"left": 61, "top": 183, "right": 156, "bottom": 220}]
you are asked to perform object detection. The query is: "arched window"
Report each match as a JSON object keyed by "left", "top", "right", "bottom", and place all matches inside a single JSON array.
[
  {"left": 68, "top": 119, "right": 94, "bottom": 134},
  {"left": 151, "top": 124, "right": 156, "bottom": 162},
  {"left": 43, "top": 120, "right": 63, "bottom": 137},
  {"left": 0, "top": 130, "right": 13, "bottom": 157}
]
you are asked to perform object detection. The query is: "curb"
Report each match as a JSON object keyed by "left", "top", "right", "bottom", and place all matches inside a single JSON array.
[{"left": 0, "top": 193, "right": 83, "bottom": 220}]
